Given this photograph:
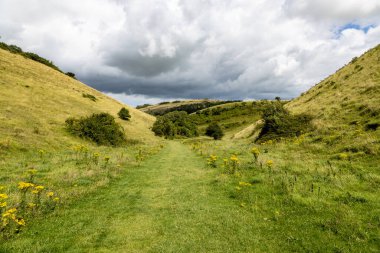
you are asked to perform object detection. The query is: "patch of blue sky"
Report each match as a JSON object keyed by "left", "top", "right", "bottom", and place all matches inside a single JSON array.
[{"left": 335, "top": 22, "right": 375, "bottom": 38}]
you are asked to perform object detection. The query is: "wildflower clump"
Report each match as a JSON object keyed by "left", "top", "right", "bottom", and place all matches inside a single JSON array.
[
  {"left": 104, "top": 156, "right": 111, "bottom": 168},
  {"left": 207, "top": 155, "right": 217, "bottom": 168},
  {"left": 338, "top": 153, "right": 349, "bottom": 160},
  {"left": 239, "top": 181, "right": 252, "bottom": 187},
  {"left": 18, "top": 182, "right": 35, "bottom": 191},
  {"left": 1, "top": 170, "right": 60, "bottom": 239},
  {"left": 0, "top": 191, "right": 8, "bottom": 209},
  {"left": 230, "top": 155, "right": 239, "bottom": 174},
  {"left": 266, "top": 160, "right": 274, "bottom": 169},
  {"left": 223, "top": 158, "right": 228, "bottom": 168},
  {"left": 250, "top": 147, "right": 260, "bottom": 163},
  {"left": 38, "top": 149, "right": 45, "bottom": 159},
  {"left": 1, "top": 207, "right": 26, "bottom": 238}
]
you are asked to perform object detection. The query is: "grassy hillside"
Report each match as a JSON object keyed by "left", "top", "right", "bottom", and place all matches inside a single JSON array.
[
  {"left": 287, "top": 44, "right": 380, "bottom": 132},
  {"left": 287, "top": 44, "right": 380, "bottom": 155},
  {"left": 0, "top": 48, "right": 156, "bottom": 150}
]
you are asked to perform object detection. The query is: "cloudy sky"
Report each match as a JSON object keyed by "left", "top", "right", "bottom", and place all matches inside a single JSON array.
[{"left": 1, "top": 0, "right": 380, "bottom": 106}]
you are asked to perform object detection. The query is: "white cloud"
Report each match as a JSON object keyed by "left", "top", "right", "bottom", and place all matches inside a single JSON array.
[{"left": 0, "top": 0, "right": 379, "bottom": 103}]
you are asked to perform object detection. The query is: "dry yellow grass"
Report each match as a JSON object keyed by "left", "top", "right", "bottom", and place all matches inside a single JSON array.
[
  {"left": 0, "top": 49, "right": 156, "bottom": 149},
  {"left": 232, "top": 119, "right": 263, "bottom": 139}
]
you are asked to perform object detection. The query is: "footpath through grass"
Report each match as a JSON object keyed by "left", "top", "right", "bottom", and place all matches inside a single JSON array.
[{"left": 0, "top": 141, "right": 266, "bottom": 253}]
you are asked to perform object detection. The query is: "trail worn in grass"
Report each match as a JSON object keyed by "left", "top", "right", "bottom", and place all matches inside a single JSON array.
[{"left": 1, "top": 141, "right": 263, "bottom": 253}]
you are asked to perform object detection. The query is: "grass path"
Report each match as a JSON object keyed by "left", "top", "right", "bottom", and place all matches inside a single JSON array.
[{"left": 1, "top": 141, "right": 263, "bottom": 253}]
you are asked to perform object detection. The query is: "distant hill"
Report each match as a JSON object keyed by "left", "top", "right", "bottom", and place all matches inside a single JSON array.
[
  {"left": 138, "top": 99, "right": 240, "bottom": 116},
  {"left": 0, "top": 48, "right": 156, "bottom": 150},
  {"left": 190, "top": 100, "right": 283, "bottom": 138}
]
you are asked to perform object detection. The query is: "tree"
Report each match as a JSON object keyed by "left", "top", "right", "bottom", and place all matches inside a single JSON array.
[
  {"left": 205, "top": 122, "right": 224, "bottom": 140},
  {"left": 152, "top": 111, "right": 198, "bottom": 138},
  {"left": 118, "top": 107, "right": 131, "bottom": 121},
  {"left": 65, "top": 113, "right": 126, "bottom": 146}
]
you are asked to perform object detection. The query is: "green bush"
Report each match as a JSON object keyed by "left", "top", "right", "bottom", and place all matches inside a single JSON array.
[
  {"left": 82, "top": 93, "right": 97, "bottom": 102},
  {"left": 205, "top": 123, "right": 224, "bottom": 140},
  {"left": 65, "top": 113, "right": 126, "bottom": 146},
  {"left": 65, "top": 72, "right": 76, "bottom": 79},
  {"left": 256, "top": 102, "right": 313, "bottom": 143},
  {"left": 118, "top": 108, "right": 131, "bottom": 121},
  {"left": 152, "top": 111, "right": 198, "bottom": 138}
]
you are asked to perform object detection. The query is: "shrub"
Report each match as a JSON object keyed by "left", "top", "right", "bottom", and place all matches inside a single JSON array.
[
  {"left": 256, "top": 102, "right": 313, "bottom": 143},
  {"left": 65, "top": 72, "right": 76, "bottom": 79},
  {"left": 152, "top": 111, "right": 198, "bottom": 138},
  {"left": 205, "top": 123, "right": 224, "bottom": 140},
  {"left": 65, "top": 113, "right": 126, "bottom": 146},
  {"left": 118, "top": 108, "right": 131, "bottom": 121},
  {"left": 82, "top": 93, "right": 97, "bottom": 102}
]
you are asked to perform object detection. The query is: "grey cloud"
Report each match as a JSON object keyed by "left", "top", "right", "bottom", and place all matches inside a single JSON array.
[{"left": 1, "top": 0, "right": 380, "bottom": 103}]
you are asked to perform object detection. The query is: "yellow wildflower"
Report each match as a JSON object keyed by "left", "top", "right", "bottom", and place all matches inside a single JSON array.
[
  {"left": 2, "top": 208, "right": 17, "bottom": 219},
  {"left": 53, "top": 197, "right": 60, "bottom": 202},
  {"left": 18, "top": 182, "right": 35, "bottom": 190},
  {"left": 35, "top": 185, "right": 44, "bottom": 191},
  {"left": 28, "top": 203, "right": 36, "bottom": 208},
  {"left": 230, "top": 155, "right": 239, "bottom": 162},
  {"left": 15, "top": 218, "right": 26, "bottom": 226},
  {"left": 0, "top": 202, "right": 7, "bottom": 208},
  {"left": 47, "top": 191, "right": 54, "bottom": 197},
  {"left": 339, "top": 153, "right": 349, "bottom": 160},
  {"left": 239, "top": 181, "right": 252, "bottom": 187},
  {"left": 266, "top": 160, "right": 274, "bottom": 168},
  {"left": 0, "top": 193, "right": 8, "bottom": 199}
]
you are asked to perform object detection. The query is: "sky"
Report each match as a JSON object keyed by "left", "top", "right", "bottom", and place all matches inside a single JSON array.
[{"left": 1, "top": 0, "right": 380, "bottom": 106}]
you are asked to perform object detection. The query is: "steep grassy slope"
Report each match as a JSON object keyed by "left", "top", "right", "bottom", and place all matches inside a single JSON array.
[
  {"left": 287, "top": 44, "right": 380, "bottom": 132},
  {"left": 0, "top": 49, "right": 156, "bottom": 150}
]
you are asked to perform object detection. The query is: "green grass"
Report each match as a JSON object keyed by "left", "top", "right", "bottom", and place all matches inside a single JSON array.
[
  {"left": 185, "top": 138, "right": 380, "bottom": 252},
  {"left": 0, "top": 142, "right": 268, "bottom": 252},
  {"left": 2, "top": 141, "right": 379, "bottom": 252}
]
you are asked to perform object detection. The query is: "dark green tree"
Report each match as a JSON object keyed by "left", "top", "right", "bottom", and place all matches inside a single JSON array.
[{"left": 205, "top": 122, "right": 224, "bottom": 140}]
